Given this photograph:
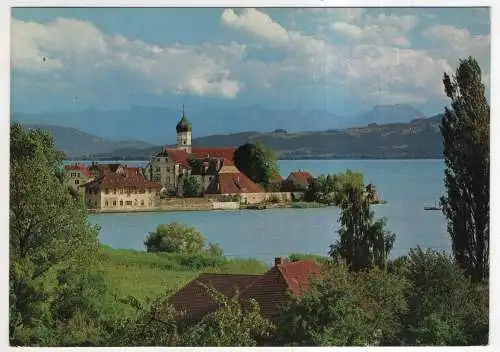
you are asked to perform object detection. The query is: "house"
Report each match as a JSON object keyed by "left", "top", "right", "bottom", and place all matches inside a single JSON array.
[
  {"left": 282, "top": 171, "right": 313, "bottom": 192},
  {"left": 64, "top": 164, "right": 94, "bottom": 194},
  {"left": 203, "top": 165, "right": 267, "bottom": 204},
  {"left": 84, "top": 169, "right": 162, "bottom": 210},
  {"left": 168, "top": 257, "right": 322, "bottom": 322}
]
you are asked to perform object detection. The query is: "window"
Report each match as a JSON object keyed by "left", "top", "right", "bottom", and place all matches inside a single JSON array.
[
  {"left": 125, "top": 201, "right": 132, "bottom": 206},
  {"left": 140, "top": 200, "right": 145, "bottom": 206},
  {"left": 183, "top": 141, "right": 186, "bottom": 145},
  {"left": 120, "top": 200, "right": 123, "bottom": 206},
  {"left": 94, "top": 201, "right": 97, "bottom": 207},
  {"left": 75, "top": 180, "right": 79, "bottom": 185},
  {"left": 155, "top": 167, "right": 161, "bottom": 173},
  {"left": 105, "top": 201, "right": 108, "bottom": 207},
  {"left": 134, "top": 199, "right": 138, "bottom": 206},
  {"left": 113, "top": 189, "right": 117, "bottom": 194},
  {"left": 104, "top": 189, "right": 109, "bottom": 194},
  {"left": 113, "top": 201, "right": 117, "bottom": 206}
]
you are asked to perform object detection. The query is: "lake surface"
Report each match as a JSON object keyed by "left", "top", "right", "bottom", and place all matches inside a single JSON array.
[{"left": 87, "top": 159, "right": 450, "bottom": 265}]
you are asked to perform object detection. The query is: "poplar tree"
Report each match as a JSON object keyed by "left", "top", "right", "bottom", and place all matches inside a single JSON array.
[{"left": 440, "top": 57, "right": 490, "bottom": 282}]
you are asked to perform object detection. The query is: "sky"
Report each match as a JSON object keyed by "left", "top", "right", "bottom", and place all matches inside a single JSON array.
[{"left": 10, "top": 7, "right": 491, "bottom": 116}]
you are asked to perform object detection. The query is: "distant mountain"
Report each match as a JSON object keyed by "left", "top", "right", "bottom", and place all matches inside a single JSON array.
[
  {"left": 21, "top": 124, "right": 154, "bottom": 158},
  {"left": 81, "top": 114, "right": 445, "bottom": 160},
  {"left": 351, "top": 104, "right": 427, "bottom": 126},
  {"left": 12, "top": 104, "right": 425, "bottom": 145}
]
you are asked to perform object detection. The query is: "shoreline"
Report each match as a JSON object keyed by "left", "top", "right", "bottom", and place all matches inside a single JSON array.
[{"left": 88, "top": 200, "right": 386, "bottom": 215}]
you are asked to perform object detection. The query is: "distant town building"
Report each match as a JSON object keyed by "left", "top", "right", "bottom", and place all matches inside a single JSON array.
[
  {"left": 282, "top": 170, "right": 313, "bottom": 192},
  {"left": 64, "top": 163, "right": 94, "bottom": 194},
  {"left": 144, "top": 111, "right": 269, "bottom": 202},
  {"left": 84, "top": 164, "right": 161, "bottom": 210}
]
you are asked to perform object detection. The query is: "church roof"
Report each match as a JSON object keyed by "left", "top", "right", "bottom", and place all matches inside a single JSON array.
[{"left": 176, "top": 115, "right": 192, "bottom": 133}]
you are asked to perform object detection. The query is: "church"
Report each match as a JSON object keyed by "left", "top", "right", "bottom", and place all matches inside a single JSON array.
[{"left": 144, "top": 111, "right": 269, "bottom": 202}]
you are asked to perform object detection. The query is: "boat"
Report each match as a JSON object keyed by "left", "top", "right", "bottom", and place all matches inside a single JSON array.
[{"left": 424, "top": 200, "right": 442, "bottom": 211}]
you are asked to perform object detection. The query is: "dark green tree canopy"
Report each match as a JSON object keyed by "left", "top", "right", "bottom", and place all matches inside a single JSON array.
[
  {"left": 440, "top": 56, "right": 489, "bottom": 282},
  {"left": 233, "top": 143, "right": 279, "bottom": 188}
]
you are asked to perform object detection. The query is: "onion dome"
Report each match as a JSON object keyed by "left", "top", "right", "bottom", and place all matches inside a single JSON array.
[{"left": 176, "top": 115, "right": 192, "bottom": 133}]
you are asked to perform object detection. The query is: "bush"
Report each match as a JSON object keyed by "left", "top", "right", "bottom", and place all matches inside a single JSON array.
[{"left": 144, "top": 223, "right": 205, "bottom": 254}]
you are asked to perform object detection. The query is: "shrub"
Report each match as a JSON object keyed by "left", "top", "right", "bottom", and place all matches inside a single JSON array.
[{"left": 144, "top": 223, "right": 205, "bottom": 254}]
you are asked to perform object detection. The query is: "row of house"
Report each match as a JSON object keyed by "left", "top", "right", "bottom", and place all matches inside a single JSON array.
[{"left": 63, "top": 112, "right": 316, "bottom": 210}]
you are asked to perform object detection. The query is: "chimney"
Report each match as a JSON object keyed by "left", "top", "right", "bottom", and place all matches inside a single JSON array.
[{"left": 275, "top": 257, "right": 284, "bottom": 266}]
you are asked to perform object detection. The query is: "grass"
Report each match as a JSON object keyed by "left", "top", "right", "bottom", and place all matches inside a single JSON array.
[{"left": 97, "top": 245, "right": 269, "bottom": 317}]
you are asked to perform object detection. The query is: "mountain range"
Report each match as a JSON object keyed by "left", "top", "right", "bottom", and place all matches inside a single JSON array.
[
  {"left": 15, "top": 112, "right": 445, "bottom": 160},
  {"left": 12, "top": 104, "right": 427, "bottom": 146}
]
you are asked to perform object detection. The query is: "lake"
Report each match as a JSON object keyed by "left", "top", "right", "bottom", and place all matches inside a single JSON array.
[{"left": 86, "top": 159, "right": 450, "bottom": 265}]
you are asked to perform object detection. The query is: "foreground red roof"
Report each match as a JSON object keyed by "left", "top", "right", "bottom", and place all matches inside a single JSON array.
[
  {"left": 168, "top": 273, "right": 259, "bottom": 322},
  {"left": 169, "top": 259, "right": 322, "bottom": 321},
  {"left": 204, "top": 172, "right": 265, "bottom": 194}
]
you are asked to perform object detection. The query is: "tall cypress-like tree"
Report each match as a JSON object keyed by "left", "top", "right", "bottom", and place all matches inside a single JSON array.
[{"left": 440, "top": 56, "right": 490, "bottom": 282}]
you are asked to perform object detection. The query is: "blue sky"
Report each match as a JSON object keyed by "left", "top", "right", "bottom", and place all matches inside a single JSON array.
[{"left": 11, "top": 7, "right": 490, "bottom": 115}]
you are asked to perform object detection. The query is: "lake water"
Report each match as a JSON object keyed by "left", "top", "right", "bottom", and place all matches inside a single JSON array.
[{"left": 87, "top": 159, "right": 450, "bottom": 264}]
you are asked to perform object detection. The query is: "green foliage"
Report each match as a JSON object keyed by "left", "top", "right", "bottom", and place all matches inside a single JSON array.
[
  {"left": 182, "top": 284, "right": 275, "bottom": 346},
  {"left": 206, "top": 243, "right": 224, "bottom": 257},
  {"left": 9, "top": 123, "right": 101, "bottom": 346},
  {"left": 441, "top": 57, "right": 490, "bottom": 282},
  {"left": 183, "top": 175, "right": 202, "bottom": 197},
  {"left": 398, "top": 247, "right": 488, "bottom": 345},
  {"left": 233, "top": 142, "right": 279, "bottom": 188},
  {"left": 329, "top": 182, "right": 395, "bottom": 271},
  {"left": 305, "top": 169, "right": 365, "bottom": 205},
  {"left": 276, "top": 261, "right": 408, "bottom": 346},
  {"left": 144, "top": 223, "right": 206, "bottom": 254},
  {"left": 287, "top": 253, "right": 330, "bottom": 266}
]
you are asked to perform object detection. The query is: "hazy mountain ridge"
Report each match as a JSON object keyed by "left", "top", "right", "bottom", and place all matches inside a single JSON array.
[
  {"left": 70, "top": 114, "right": 444, "bottom": 160},
  {"left": 12, "top": 104, "right": 426, "bottom": 145},
  {"left": 21, "top": 124, "right": 154, "bottom": 158}
]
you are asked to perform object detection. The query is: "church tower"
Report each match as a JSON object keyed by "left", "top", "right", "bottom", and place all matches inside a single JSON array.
[{"left": 176, "top": 105, "right": 192, "bottom": 153}]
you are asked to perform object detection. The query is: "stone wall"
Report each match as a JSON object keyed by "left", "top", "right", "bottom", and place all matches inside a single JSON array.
[
  {"left": 158, "top": 197, "right": 213, "bottom": 211},
  {"left": 212, "top": 201, "right": 240, "bottom": 210}
]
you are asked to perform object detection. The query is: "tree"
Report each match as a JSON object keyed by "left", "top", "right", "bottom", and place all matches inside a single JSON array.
[
  {"left": 183, "top": 176, "right": 201, "bottom": 197},
  {"left": 329, "top": 182, "right": 395, "bottom": 271},
  {"left": 275, "top": 261, "right": 408, "bottom": 346},
  {"left": 398, "top": 247, "right": 488, "bottom": 345},
  {"left": 9, "top": 123, "right": 100, "bottom": 345},
  {"left": 233, "top": 143, "right": 279, "bottom": 188},
  {"left": 144, "top": 223, "right": 206, "bottom": 254},
  {"left": 440, "top": 57, "right": 490, "bottom": 282}
]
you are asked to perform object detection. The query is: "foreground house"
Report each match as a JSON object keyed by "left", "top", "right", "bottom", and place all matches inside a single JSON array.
[
  {"left": 169, "top": 258, "right": 321, "bottom": 322},
  {"left": 84, "top": 167, "right": 162, "bottom": 210}
]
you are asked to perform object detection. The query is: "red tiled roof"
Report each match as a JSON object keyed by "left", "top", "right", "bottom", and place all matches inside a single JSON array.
[
  {"left": 159, "top": 148, "right": 190, "bottom": 167},
  {"left": 287, "top": 171, "right": 313, "bottom": 186},
  {"left": 169, "top": 260, "right": 321, "bottom": 322},
  {"left": 191, "top": 147, "right": 236, "bottom": 160},
  {"left": 168, "top": 273, "right": 259, "bottom": 322},
  {"left": 85, "top": 172, "right": 161, "bottom": 191},
  {"left": 276, "top": 260, "right": 321, "bottom": 296},
  {"left": 64, "top": 164, "right": 93, "bottom": 178},
  {"left": 204, "top": 172, "right": 265, "bottom": 194}
]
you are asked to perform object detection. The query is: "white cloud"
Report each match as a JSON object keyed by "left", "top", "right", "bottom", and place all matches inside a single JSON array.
[
  {"left": 12, "top": 9, "right": 490, "bottom": 109},
  {"left": 11, "top": 18, "right": 245, "bottom": 99},
  {"left": 331, "top": 22, "right": 363, "bottom": 39},
  {"left": 331, "top": 13, "right": 420, "bottom": 48},
  {"left": 221, "top": 8, "right": 290, "bottom": 46}
]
